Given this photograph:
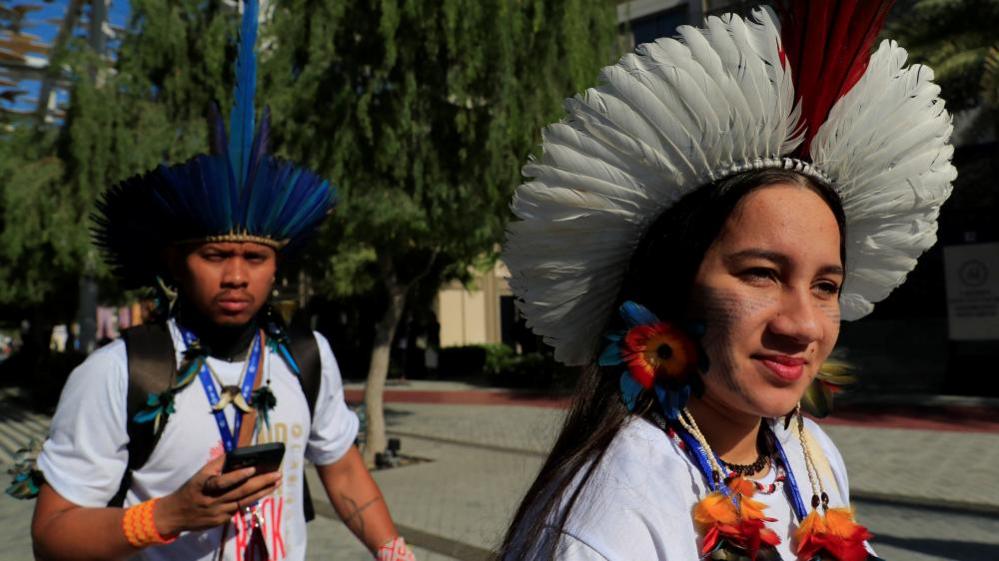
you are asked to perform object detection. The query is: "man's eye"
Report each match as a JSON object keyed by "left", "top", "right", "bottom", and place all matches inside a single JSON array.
[{"left": 202, "top": 253, "right": 224, "bottom": 262}]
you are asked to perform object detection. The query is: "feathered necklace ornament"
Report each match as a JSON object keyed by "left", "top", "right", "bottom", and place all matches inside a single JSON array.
[
  {"left": 788, "top": 407, "right": 879, "bottom": 561},
  {"left": 694, "top": 476, "right": 782, "bottom": 561}
]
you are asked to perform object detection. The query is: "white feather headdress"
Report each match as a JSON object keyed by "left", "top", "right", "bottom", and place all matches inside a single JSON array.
[{"left": 504, "top": 4, "right": 956, "bottom": 366}]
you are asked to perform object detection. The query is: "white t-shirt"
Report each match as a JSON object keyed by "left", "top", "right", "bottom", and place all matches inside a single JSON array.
[
  {"left": 511, "top": 416, "right": 856, "bottom": 561},
  {"left": 38, "top": 319, "right": 360, "bottom": 561}
]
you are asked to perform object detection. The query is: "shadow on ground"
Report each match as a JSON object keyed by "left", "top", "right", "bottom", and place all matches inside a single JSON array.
[{"left": 875, "top": 534, "right": 999, "bottom": 561}]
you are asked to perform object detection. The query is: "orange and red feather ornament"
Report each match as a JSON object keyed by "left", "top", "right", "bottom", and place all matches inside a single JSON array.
[
  {"left": 694, "top": 477, "right": 781, "bottom": 560},
  {"left": 794, "top": 508, "right": 873, "bottom": 561}
]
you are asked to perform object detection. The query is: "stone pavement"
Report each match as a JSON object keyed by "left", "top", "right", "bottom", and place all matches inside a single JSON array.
[
  {"left": 366, "top": 399, "right": 999, "bottom": 513},
  {"left": 4, "top": 385, "right": 999, "bottom": 561}
]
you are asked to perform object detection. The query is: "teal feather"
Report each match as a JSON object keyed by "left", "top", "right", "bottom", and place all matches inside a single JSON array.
[
  {"left": 278, "top": 343, "right": 301, "bottom": 375},
  {"left": 175, "top": 356, "right": 203, "bottom": 388},
  {"left": 133, "top": 407, "right": 161, "bottom": 424},
  {"left": 598, "top": 342, "right": 623, "bottom": 367}
]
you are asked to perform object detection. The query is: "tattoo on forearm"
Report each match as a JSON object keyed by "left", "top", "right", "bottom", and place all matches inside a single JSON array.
[{"left": 340, "top": 495, "right": 383, "bottom": 539}]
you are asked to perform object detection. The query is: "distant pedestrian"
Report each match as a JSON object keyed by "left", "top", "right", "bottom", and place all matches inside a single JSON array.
[
  {"left": 500, "top": 2, "right": 955, "bottom": 560},
  {"left": 26, "top": 2, "right": 415, "bottom": 560}
]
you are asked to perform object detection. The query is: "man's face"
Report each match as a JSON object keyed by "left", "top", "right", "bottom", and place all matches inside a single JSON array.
[{"left": 174, "top": 242, "right": 277, "bottom": 326}]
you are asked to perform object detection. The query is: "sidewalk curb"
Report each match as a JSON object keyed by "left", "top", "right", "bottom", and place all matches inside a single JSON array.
[{"left": 389, "top": 431, "right": 999, "bottom": 518}]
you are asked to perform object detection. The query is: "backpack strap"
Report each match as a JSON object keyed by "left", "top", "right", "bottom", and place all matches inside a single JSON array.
[
  {"left": 109, "top": 322, "right": 176, "bottom": 507},
  {"left": 284, "top": 318, "right": 322, "bottom": 522},
  {"left": 109, "top": 317, "right": 324, "bottom": 523}
]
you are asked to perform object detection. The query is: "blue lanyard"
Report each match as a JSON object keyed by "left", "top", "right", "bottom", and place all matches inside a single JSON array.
[
  {"left": 771, "top": 429, "right": 808, "bottom": 521},
  {"left": 180, "top": 327, "right": 262, "bottom": 453},
  {"left": 673, "top": 425, "right": 725, "bottom": 494},
  {"left": 671, "top": 420, "right": 808, "bottom": 520}
]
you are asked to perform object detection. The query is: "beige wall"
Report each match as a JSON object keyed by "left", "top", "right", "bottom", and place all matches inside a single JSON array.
[{"left": 436, "top": 260, "right": 512, "bottom": 347}]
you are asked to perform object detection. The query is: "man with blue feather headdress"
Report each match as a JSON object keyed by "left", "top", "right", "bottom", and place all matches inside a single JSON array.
[{"left": 25, "top": 2, "right": 415, "bottom": 560}]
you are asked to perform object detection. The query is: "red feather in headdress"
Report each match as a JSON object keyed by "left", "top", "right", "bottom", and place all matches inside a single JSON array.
[{"left": 776, "top": 0, "right": 896, "bottom": 156}]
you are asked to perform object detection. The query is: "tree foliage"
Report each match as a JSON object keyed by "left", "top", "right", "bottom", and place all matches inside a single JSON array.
[
  {"left": 0, "top": 0, "right": 238, "bottom": 313},
  {"left": 261, "top": 0, "right": 618, "bottom": 297},
  {"left": 888, "top": 0, "right": 999, "bottom": 115},
  {"left": 259, "top": 0, "right": 619, "bottom": 459}
]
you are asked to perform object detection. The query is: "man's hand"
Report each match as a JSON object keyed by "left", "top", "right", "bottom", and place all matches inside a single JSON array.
[{"left": 155, "top": 454, "right": 282, "bottom": 535}]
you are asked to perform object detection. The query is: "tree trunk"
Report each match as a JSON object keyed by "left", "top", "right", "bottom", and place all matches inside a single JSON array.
[{"left": 362, "top": 256, "right": 407, "bottom": 466}]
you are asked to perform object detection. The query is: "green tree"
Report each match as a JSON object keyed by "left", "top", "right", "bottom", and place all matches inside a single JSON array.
[
  {"left": 0, "top": 0, "right": 237, "bottom": 313},
  {"left": 261, "top": 0, "right": 619, "bottom": 462},
  {"left": 888, "top": 0, "right": 999, "bottom": 136}
]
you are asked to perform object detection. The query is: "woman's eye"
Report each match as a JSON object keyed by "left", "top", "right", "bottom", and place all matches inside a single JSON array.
[
  {"left": 741, "top": 268, "right": 777, "bottom": 283},
  {"left": 814, "top": 281, "right": 841, "bottom": 296}
]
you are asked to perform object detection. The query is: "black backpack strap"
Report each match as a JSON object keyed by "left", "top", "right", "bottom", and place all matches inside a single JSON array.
[
  {"left": 285, "top": 318, "right": 322, "bottom": 523},
  {"left": 109, "top": 322, "right": 176, "bottom": 507},
  {"left": 286, "top": 320, "right": 321, "bottom": 417}
]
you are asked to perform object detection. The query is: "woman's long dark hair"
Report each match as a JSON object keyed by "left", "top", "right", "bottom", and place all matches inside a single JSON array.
[{"left": 499, "top": 169, "right": 847, "bottom": 560}]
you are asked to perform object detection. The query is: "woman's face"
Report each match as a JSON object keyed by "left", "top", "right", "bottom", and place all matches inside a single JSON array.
[{"left": 689, "top": 183, "right": 843, "bottom": 419}]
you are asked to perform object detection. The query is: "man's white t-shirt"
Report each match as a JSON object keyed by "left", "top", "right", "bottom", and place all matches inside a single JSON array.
[
  {"left": 510, "top": 417, "right": 858, "bottom": 561},
  {"left": 38, "top": 319, "right": 360, "bottom": 561}
]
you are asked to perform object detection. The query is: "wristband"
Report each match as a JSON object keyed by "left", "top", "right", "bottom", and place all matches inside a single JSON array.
[
  {"left": 122, "top": 498, "right": 178, "bottom": 548},
  {"left": 377, "top": 536, "right": 415, "bottom": 561}
]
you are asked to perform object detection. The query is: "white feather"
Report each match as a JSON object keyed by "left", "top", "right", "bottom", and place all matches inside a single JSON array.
[
  {"left": 813, "top": 39, "right": 955, "bottom": 320},
  {"left": 505, "top": 10, "right": 803, "bottom": 365}
]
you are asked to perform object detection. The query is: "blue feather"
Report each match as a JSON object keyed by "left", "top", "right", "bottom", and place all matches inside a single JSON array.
[
  {"left": 620, "top": 300, "right": 659, "bottom": 328},
  {"left": 228, "top": 0, "right": 259, "bottom": 188},
  {"left": 619, "top": 372, "right": 642, "bottom": 412},
  {"left": 597, "top": 341, "right": 623, "bottom": 366},
  {"left": 653, "top": 384, "right": 669, "bottom": 412},
  {"left": 208, "top": 102, "right": 228, "bottom": 155},
  {"left": 245, "top": 106, "right": 271, "bottom": 189}
]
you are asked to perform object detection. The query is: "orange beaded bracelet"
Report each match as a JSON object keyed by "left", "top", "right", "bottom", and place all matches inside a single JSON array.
[{"left": 122, "top": 498, "right": 177, "bottom": 548}]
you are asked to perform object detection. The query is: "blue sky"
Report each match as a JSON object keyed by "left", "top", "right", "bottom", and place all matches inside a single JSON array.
[{"left": 4, "top": 0, "right": 131, "bottom": 114}]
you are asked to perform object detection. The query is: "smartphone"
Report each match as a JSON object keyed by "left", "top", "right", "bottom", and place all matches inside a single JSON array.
[{"left": 222, "top": 442, "right": 285, "bottom": 474}]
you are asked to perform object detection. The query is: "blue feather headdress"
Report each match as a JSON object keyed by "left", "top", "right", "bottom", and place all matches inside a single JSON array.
[{"left": 92, "top": 0, "right": 335, "bottom": 288}]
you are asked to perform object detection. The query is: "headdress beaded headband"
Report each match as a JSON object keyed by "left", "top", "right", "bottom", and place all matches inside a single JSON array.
[
  {"left": 90, "top": 0, "right": 336, "bottom": 289},
  {"left": 504, "top": 0, "right": 956, "bottom": 367}
]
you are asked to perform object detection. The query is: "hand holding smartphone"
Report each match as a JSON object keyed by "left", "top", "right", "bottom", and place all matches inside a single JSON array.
[{"left": 222, "top": 442, "right": 286, "bottom": 474}]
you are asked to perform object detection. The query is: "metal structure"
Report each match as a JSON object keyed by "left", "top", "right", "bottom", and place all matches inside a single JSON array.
[{"left": 0, "top": 0, "right": 114, "bottom": 124}]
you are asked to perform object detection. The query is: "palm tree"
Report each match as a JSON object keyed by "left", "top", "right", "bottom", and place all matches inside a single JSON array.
[{"left": 888, "top": 0, "right": 999, "bottom": 138}]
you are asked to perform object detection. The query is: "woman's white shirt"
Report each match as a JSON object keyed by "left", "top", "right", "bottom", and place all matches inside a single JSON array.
[{"left": 536, "top": 416, "right": 852, "bottom": 561}]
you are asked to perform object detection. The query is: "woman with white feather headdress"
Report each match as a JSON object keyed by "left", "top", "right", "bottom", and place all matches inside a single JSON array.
[{"left": 500, "top": 1, "right": 954, "bottom": 560}]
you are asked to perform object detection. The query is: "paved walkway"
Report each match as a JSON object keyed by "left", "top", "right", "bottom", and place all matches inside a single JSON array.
[{"left": 4, "top": 385, "right": 999, "bottom": 561}]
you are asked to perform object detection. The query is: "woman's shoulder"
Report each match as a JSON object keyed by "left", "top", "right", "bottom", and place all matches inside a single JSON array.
[{"left": 554, "top": 417, "right": 702, "bottom": 559}]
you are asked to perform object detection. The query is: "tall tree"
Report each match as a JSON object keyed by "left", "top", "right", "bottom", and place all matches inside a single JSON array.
[
  {"left": 887, "top": 0, "right": 999, "bottom": 136},
  {"left": 0, "top": 0, "right": 238, "bottom": 313},
  {"left": 260, "top": 0, "right": 619, "bottom": 462}
]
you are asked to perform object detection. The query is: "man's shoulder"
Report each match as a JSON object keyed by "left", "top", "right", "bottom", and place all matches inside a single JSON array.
[{"left": 78, "top": 338, "right": 129, "bottom": 370}]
